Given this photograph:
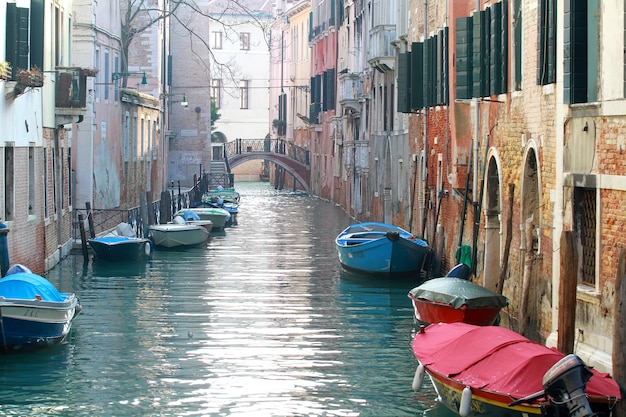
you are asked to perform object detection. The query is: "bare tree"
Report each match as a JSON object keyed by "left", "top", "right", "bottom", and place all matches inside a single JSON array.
[{"left": 120, "top": 0, "right": 272, "bottom": 88}]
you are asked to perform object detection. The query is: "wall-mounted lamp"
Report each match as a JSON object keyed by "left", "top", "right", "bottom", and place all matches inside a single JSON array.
[
  {"left": 583, "top": 122, "right": 589, "bottom": 132},
  {"left": 112, "top": 71, "right": 147, "bottom": 85},
  {"left": 180, "top": 94, "right": 188, "bottom": 107}
]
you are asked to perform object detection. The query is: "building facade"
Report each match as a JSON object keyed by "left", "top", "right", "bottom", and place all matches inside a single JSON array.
[{"left": 294, "top": 0, "right": 626, "bottom": 374}]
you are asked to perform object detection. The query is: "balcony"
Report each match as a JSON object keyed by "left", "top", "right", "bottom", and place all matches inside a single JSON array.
[
  {"left": 55, "top": 67, "right": 93, "bottom": 125},
  {"left": 338, "top": 73, "right": 362, "bottom": 112},
  {"left": 368, "top": 25, "right": 397, "bottom": 72}
]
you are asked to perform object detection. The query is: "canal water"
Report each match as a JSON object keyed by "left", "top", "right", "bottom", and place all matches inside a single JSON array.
[{"left": 0, "top": 182, "right": 448, "bottom": 416}]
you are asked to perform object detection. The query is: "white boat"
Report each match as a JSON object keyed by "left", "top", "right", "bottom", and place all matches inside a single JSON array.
[
  {"left": 175, "top": 208, "right": 229, "bottom": 230},
  {"left": 149, "top": 222, "right": 210, "bottom": 248},
  {"left": 0, "top": 266, "right": 81, "bottom": 351}
]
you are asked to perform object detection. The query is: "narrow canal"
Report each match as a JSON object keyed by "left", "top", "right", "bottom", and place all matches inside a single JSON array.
[{"left": 0, "top": 182, "right": 447, "bottom": 416}]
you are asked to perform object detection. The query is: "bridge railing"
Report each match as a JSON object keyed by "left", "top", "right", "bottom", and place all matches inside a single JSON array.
[{"left": 225, "top": 138, "right": 309, "bottom": 166}]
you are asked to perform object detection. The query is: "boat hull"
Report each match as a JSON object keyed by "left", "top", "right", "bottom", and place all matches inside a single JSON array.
[
  {"left": 335, "top": 222, "right": 431, "bottom": 275},
  {"left": 408, "top": 277, "right": 508, "bottom": 326},
  {"left": 411, "top": 322, "right": 620, "bottom": 417},
  {"left": 88, "top": 236, "right": 152, "bottom": 261},
  {"left": 410, "top": 298, "right": 502, "bottom": 326},
  {"left": 0, "top": 295, "right": 79, "bottom": 349},
  {"left": 149, "top": 224, "right": 210, "bottom": 248},
  {"left": 175, "top": 208, "right": 228, "bottom": 230}
]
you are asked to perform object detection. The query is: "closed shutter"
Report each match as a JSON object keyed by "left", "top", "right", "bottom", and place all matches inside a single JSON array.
[
  {"left": 455, "top": 17, "right": 472, "bottom": 100},
  {"left": 397, "top": 52, "right": 411, "bottom": 113},
  {"left": 411, "top": 42, "right": 424, "bottom": 110}
]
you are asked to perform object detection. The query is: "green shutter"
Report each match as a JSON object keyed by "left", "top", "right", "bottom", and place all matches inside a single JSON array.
[
  {"left": 424, "top": 37, "right": 432, "bottom": 106},
  {"left": 569, "top": 1, "right": 588, "bottom": 103},
  {"left": 472, "top": 10, "right": 489, "bottom": 98},
  {"left": 587, "top": 0, "right": 598, "bottom": 102},
  {"left": 455, "top": 17, "right": 472, "bottom": 100},
  {"left": 411, "top": 42, "right": 424, "bottom": 110},
  {"left": 30, "top": 0, "right": 45, "bottom": 70},
  {"left": 514, "top": 0, "right": 522, "bottom": 90},
  {"left": 490, "top": 2, "right": 507, "bottom": 95},
  {"left": 441, "top": 27, "right": 449, "bottom": 105},
  {"left": 397, "top": 52, "right": 411, "bottom": 113},
  {"left": 328, "top": 68, "right": 335, "bottom": 110}
]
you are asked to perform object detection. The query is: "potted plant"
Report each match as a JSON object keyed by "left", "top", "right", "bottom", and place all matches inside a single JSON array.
[
  {"left": 16, "top": 66, "right": 43, "bottom": 87},
  {"left": 0, "top": 62, "right": 11, "bottom": 81}
]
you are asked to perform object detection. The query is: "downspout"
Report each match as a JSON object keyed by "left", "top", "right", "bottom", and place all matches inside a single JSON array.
[
  {"left": 422, "top": 0, "right": 428, "bottom": 237},
  {"left": 471, "top": 0, "right": 481, "bottom": 275}
]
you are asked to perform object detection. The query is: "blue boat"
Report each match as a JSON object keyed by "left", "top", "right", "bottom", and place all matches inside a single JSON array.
[
  {"left": 89, "top": 236, "right": 153, "bottom": 261},
  {"left": 0, "top": 269, "right": 81, "bottom": 351},
  {"left": 335, "top": 222, "right": 431, "bottom": 275}
]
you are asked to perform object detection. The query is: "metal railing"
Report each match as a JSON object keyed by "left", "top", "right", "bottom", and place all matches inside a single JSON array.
[{"left": 225, "top": 138, "right": 310, "bottom": 166}]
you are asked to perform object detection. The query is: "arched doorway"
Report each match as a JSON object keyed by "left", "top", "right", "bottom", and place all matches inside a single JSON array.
[
  {"left": 483, "top": 155, "right": 501, "bottom": 291},
  {"left": 520, "top": 146, "right": 541, "bottom": 337}
]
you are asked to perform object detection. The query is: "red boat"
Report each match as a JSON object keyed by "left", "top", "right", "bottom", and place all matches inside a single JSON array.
[
  {"left": 411, "top": 322, "right": 621, "bottom": 416},
  {"left": 408, "top": 277, "right": 508, "bottom": 326}
]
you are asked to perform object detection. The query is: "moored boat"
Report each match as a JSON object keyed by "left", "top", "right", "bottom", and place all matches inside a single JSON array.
[
  {"left": 89, "top": 236, "right": 152, "bottom": 261},
  {"left": 335, "top": 222, "right": 431, "bottom": 275},
  {"left": 0, "top": 269, "right": 81, "bottom": 351},
  {"left": 149, "top": 222, "right": 210, "bottom": 248},
  {"left": 411, "top": 322, "right": 621, "bottom": 417},
  {"left": 175, "top": 207, "right": 228, "bottom": 230},
  {"left": 408, "top": 277, "right": 508, "bottom": 326}
]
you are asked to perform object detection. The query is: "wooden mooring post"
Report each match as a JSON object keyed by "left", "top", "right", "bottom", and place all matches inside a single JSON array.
[
  {"left": 557, "top": 230, "right": 576, "bottom": 354},
  {"left": 78, "top": 213, "right": 89, "bottom": 261}
]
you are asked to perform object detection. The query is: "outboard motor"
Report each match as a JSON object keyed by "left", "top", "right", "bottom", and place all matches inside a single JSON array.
[
  {"left": 542, "top": 354, "right": 594, "bottom": 417},
  {"left": 510, "top": 354, "right": 595, "bottom": 416}
]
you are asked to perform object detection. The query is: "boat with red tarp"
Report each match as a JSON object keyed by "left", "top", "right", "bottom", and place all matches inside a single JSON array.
[
  {"left": 411, "top": 322, "right": 621, "bottom": 416},
  {"left": 408, "top": 277, "right": 508, "bottom": 326}
]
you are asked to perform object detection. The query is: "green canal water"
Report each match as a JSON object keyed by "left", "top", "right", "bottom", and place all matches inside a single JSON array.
[{"left": 0, "top": 182, "right": 448, "bottom": 416}]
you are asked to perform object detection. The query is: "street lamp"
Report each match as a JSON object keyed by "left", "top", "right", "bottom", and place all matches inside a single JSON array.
[{"left": 112, "top": 71, "right": 148, "bottom": 84}]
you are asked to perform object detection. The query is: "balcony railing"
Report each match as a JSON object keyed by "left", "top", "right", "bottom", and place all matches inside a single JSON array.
[{"left": 338, "top": 73, "right": 363, "bottom": 111}]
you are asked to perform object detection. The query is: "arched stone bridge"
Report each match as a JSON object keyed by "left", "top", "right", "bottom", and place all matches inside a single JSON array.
[{"left": 225, "top": 139, "right": 311, "bottom": 192}]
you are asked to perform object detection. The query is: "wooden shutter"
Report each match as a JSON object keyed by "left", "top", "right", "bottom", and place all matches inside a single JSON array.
[
  {"left": 411, "top": 42, "right": 424, "bottom": 110},
  {"left": 455, "top": 17, "right": 472, "bottom": 100},
  {"left": 397, "top": 52, "right": 411, "bottom": 113}
]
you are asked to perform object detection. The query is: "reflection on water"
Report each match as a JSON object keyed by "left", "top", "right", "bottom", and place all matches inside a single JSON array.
[{"left": 0, "top": 183, "right": 441, "bottom": 416}]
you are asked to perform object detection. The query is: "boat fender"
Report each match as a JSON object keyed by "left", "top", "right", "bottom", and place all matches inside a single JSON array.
[
  {"left": 412, "top": 364, "right": 425, "bottom": 391},
  {"left": 144, "top": 241, "right": 153, "bottom": 257},
  {"left": 459, "top": 386, "right": 472, "bottom": 417},
  {"left": 386, "top": 231, "right": 400, "bottom": 241}
]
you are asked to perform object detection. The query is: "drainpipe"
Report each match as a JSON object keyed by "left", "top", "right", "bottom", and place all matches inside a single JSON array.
[{"left": 422, "top": 0, "right": 428, "bottom": 236}]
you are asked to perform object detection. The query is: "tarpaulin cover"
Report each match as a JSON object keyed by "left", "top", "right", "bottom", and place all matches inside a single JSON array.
[
  {"left": 408, "top": 277, "right": 509, "bottom": 309},
  {"left": 412, "top": 322, "right": 621, "bottom": 401},
  {"left": 0, "top": 272, "right": 66, "bottom": 302}
]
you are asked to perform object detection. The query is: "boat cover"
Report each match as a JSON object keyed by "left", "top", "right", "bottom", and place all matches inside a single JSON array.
[
  {"left": 412, "top": 322, "right": 621, "bottom": 401},
  {"left": 0, "top": 272, "right": 66, "bottom": 302},
  {"left": 409, "top": 277, "right": 508, "bottom": 309}
]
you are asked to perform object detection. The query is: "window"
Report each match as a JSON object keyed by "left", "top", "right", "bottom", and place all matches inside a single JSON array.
[
  {"left": 124, "top": 112, "right": 130, "bottom": 162},
  {"left": 513, "top": 0, "right": 522, "bottom": 91},
  {"left": 574, "top": 188, "right": 596, "bottom": 286},
  {"left": 538, "top": 0, "right": 556, "bottom": 86},
  {"left": 141, "top": 118, "right": 145, "bottom": 159},
  {"left": 43, "top": 149, "right": 48, "bottom": 218},
  {"left": 455, "top": 2, "right": 508, "bottom": 100},
  {"left": 240, "top": 32, "right": 250, "bottom": 50},
  {"left": 212, "top": 31, "right": 223, "bottom": 49},
  {"left": 240, "top": 80, "right": 249, "bottom": 109},
  {"left": 4, "top": 147, "right": 14, "bottom": 221},
  {"left": 28, "top": 146, "right": 35, "bottom": 216},
  {"left": 564, "top": 0, "right": 598, "bottom": 103},
  {"left": 68, "top": 147, "right": 72, "bottom": 208},
  {"left": 152, "top": 119, "right": 158, "bottom": 159},
  {"left": 104, "top": 49, "right": 110, "bottom": 101},
  {"left": 95, "top": 48, "right": 101, "bottom": 102},
  {"left": 211, "top": 79, "right": 222, "bottom": 108},
  {"left": 114, "top": 54, "right": 119, "bottom": 102}
]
